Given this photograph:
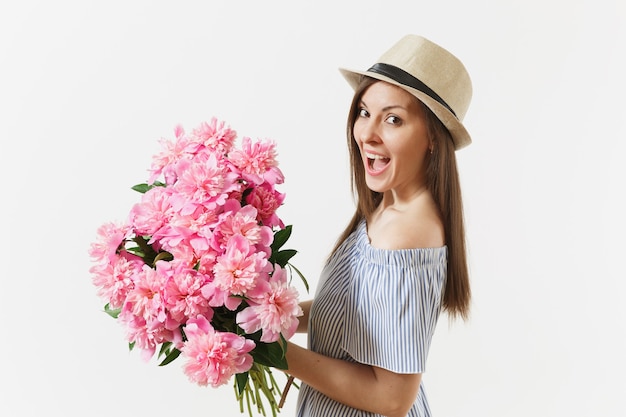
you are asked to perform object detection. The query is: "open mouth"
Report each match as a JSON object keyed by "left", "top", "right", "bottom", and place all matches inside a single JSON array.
[{"left": 366, "top": 152, "right": 390, "bottom": 172}]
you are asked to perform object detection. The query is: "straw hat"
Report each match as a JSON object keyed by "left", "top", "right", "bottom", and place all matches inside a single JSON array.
[{"left": 339, "top": 34, "right": 473, "bottom": 149}]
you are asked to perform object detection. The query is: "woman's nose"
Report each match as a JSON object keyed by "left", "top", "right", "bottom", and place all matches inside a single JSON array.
[{"left": 358, "top": 120, "right": 380, "bottom": 143}]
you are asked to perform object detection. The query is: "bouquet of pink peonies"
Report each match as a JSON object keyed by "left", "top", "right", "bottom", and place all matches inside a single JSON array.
[{"left": 89, "top": 118, "right": 307, "bottom": 417}]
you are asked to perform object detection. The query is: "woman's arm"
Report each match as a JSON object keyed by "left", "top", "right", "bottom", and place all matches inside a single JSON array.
[
  {"left": 295, "top": 300, "right": 312, "bottom": 333},
  {"left": 283, "top": 341, "right": 421, "bottom": 417}
]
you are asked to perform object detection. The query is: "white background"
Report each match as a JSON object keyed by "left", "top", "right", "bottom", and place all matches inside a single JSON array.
[{"left": 1, "top": 1, "right": 625, "bottom": 416}]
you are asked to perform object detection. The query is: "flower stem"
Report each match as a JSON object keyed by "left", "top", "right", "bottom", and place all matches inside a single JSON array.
[{"left": 278, "top": 375, "right": 295, "bottom": 409}]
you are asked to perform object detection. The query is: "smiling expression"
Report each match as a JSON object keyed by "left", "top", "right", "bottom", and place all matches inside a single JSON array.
[{"left": 353, "top": 81, "right": 431, "bottom": 198}]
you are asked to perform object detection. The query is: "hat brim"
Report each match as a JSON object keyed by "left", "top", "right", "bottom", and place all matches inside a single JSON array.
[{"left": 339, "top": 67, "right": 471, "bottom": 150}]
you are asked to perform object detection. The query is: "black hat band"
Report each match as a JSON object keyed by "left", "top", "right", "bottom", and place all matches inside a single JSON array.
[{"left": 367, "top": 62, "right": 457, "bottom": 118}]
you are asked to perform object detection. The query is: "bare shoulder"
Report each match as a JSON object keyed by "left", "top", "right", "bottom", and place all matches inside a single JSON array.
[{"left": 368, "top": 196, "right": 445, "bottom": 250}]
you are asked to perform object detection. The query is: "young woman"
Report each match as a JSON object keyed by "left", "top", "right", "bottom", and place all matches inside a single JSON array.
[{"left": 282, "top": 34, "right": 473, "bottom": 417}]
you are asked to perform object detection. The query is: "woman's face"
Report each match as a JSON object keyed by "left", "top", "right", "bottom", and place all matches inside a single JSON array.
[{"left": 353, "top": 81, "right": 430, "bottom": 197}]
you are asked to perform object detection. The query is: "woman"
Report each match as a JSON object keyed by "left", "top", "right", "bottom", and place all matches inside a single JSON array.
[{"left": 283, "top": 34, "right": 473, "bottom": 417}]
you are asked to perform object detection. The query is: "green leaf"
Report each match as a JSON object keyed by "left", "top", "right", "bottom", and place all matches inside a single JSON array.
[
  {"left": 241, "top": 187, "right": 254, "bottom": 206},
  {"left": 131, "top": 181, "right": 165, "bottom": 194},
  {"left": 235, "top": 372, "right": 249, "bottom": 396},
  {"left": 131, "top": 183, "right": 151, "bottom": 194},
  {"left": 158, "top": 347, "right": 181, "bottom": 366},
  {"left": 125, "top": 246, "right": 143, "bottom": 255},
  {"left": 279, "top": 334, "right": 288, "bottom": 357},
  {"left": 131, "top": 235, "right": 172, "bottom": 267},
  {"left": 157, "top": 342, "right": 172, "bottom": 359},
  {"left": 154, "top": 251, "right": 174, "bottom": 263},
  {"left": 250, "top": 342, "right": 288, "bottom": 369},
  {"left": 271, "top": 249, "right": 297, "bottom": 267},
  {"left": 132, "top": 236, "right": 157, "bottom": 261},
  {"left": 288, "top": 263, "right": 309, "bottom": 293},
  {"left": 104, "top": 303, "right": 121, "bottom": 319},
  {"left": 270, "top": 225, "right": 292, "bottom": 252}
]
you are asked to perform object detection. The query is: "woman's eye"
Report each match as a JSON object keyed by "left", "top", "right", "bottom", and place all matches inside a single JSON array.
[
  {"left": 358, "top": 108, "right": 369, "bottom": 118},
  {"left": 386, "top": 115, "right": 401, "bottom": 125}
]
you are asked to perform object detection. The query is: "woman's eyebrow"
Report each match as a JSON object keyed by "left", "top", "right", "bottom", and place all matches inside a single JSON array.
[
  {"left": 381, "top": 104, "right": 405, "bottom": 112},
  {"left": 359, "top": 99, "right": 405, "bottom": 112}
]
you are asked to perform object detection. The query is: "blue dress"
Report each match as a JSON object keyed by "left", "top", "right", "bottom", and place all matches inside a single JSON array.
[{"left": 296, "top": 220, "right": 447, "bottom": 417}]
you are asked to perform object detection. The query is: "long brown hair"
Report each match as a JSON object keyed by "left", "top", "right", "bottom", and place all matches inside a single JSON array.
[{"left": 333, "top": 77, "right": 471, "bottom": 320}]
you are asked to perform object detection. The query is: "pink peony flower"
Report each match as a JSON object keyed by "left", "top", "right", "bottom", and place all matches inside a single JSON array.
[
  {"left": 213, "top": 234, "right": 272, "bottom": 296},
  {"left": 161, "top": 260, "right": 213, "bottom": 327},
  {"left": 160, "top": 237, "right": 198, "bottom": 268},
  {"left": 244, "top": 182, "right": 285, "bottom": 229},
  {"left": 119, "top": 312, "right": 177, "bottom": 361},
  {"left": 237, "top": 265, "right": 303, "bottom": 343},
  {"left": 150, "top": 215, "right": 195, "bottom": 252},
  {"left": 201, "top": 281, "right": 244, "bottom": 311},
  {"left": 190, "top": 118, "right": 237, "bottom": 155},
  {"left": 169, "top": 152, "right": 239, "bottom": 215},
  {"left": 211, "top": 204, "right": 273, "bottom": 252},
  {"left": 89, "top": 221, "right": 130, "bottom": 264},
  {"left": 153, "top": 205, "right": 220, "bottom": 256},
  {"left": 195, "top": 249, "right": 219, "bottom": 275},
  {"left": 228, "top": 137, "right": 284, "bottom": 185},
  {"left": 123, "top": 264, "right": 168, "bottom": 325},
  {"left": 128, "top": 186, "right": 173, "bottom": 237},
  {"left": 182, "top": 314, "right": 255, "bottom": 387},
  {"left": 148, "top": 125, "right": 199, "bottom": 185},
  {"left": 90, "top": 254, "right": 141, "bottom": 309}
]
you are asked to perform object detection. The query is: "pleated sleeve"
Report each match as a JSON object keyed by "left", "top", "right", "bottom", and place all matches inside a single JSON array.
[{"left": 341, "top": 234, "right": 447, "bottom": 374}]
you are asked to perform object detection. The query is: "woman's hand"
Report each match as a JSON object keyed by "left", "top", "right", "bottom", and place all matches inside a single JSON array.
[{"left": 283, "top": 341, "right": 421, "bottom": 417}]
